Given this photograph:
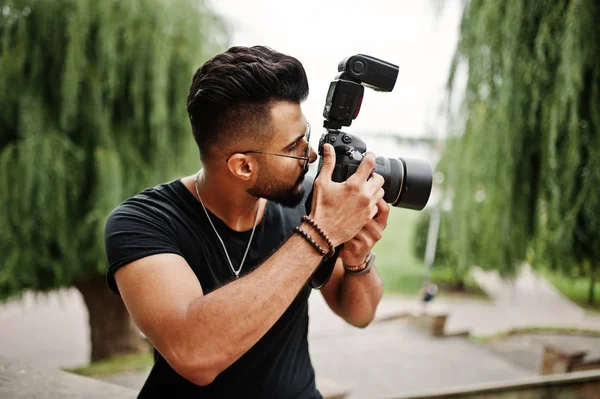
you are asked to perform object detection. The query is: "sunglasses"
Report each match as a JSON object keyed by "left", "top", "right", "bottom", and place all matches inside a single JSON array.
[{"left": 227, "top": 122, "right": 312, "bottom": 174}]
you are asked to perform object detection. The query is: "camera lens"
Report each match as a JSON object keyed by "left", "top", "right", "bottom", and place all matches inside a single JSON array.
[{"left": 374, "top": 157, "right": 432, "bottom": 210}]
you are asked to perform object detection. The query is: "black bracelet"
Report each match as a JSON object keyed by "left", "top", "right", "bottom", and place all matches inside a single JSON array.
[
  {"left": 294, "top": 226, "right": 328, "bottom": 257},
  {"left": 301, "top": 216, "right": 335, "bottom": 257}
]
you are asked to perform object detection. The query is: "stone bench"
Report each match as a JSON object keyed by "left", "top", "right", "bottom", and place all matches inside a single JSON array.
[
  {"left": 540, "top": 344, "right": 600, "bottom": 375},
  {"left": 416, "top": 312, "right": 470, "bottom": 338},
  {"left": 396, "top": 369, "right": 600, "bottom": 399}
]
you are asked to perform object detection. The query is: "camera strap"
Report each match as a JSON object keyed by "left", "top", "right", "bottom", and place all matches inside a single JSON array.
[{"left": 304, "top": 185, "right": 341, "bottom": 289}]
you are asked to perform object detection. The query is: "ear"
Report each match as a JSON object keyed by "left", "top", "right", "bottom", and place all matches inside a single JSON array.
[{"left": 226, "top": 154, "right": 256, "bottom": 181}]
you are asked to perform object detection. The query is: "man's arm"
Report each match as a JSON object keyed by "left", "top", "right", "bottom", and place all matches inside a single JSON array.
[
  {"left": 115, "top": 232, "right": 325, "bottom": 386},
  {"left": 320, "top": 198, "right": 389, "bottom": 327},
  {"left": 113, "top": 145, "right": 385, "bottom": 386},
  {"left": 320, "top": 257, "right": 384, "bottom": 328}
]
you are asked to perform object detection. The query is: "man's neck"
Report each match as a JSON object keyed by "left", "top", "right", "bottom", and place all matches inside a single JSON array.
[{"left": 183, "top": 169, "right": 265, "bottom": 232}]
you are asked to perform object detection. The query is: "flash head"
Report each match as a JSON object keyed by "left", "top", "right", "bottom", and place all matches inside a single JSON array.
[
  {"left": 338, "top": 54, "right": 399, "bottom": 92},
  {"left": 323, "top": 54, "right": 399, "bottom": 130}
]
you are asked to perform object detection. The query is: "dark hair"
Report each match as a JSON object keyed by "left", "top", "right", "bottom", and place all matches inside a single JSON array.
[{"left": 187, "top": 46, "right": 309, "bottom": 161}]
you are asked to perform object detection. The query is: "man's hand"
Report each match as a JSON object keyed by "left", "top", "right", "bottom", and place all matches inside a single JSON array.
[
  {"left": 340, "top": 198, "right": 390, "bottom": 267},
  {"left": 309, "top": 144, "right": 385, "bottom": 247}
]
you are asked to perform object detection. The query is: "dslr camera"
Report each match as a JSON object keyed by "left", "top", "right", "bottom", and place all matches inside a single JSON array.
[
  {"left": 318, "top": 54, "right": 432, "bottom": 210},
  {"left": 307, "top": 54, "right": 433, "bottom": 288}
]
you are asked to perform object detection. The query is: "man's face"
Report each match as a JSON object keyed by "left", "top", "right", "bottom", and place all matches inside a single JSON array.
[{"left": 247, "top": 102, "right": 317, "bottom": 207}]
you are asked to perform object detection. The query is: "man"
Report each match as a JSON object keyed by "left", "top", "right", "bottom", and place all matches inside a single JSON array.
[{"left": 105, "top": 45, "right": 389, "bottom": 398}]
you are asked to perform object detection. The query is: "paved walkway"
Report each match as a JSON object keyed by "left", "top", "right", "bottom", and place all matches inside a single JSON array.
[
  {"left": 98, "top": 294, "right": 535, "bottom": 398},
  {"left": 308, "top": 264, "right": 600, "bottom": 338},
  {"left": 1, "top": 265, "right": 600, "bottom": 397},
  {"left": 441, "top": 265, "right": 600, "bottom": 336}
]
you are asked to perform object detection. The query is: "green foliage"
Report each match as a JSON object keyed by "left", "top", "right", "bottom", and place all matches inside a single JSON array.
[
  {"left": 412, "top": 210, "right": 471, "bottom": 286},
  {"left": 442, "top": 1, "right": 600, "bottom": 292},
  {"left": 413, "top": 212, "right": 470, "bottom": 289},
  {"left": 413, "top": 211, "right": 454, "bottom": 269},
  {"left": 375, "top": 208, "right": 425, "bottom": 287},
  {"left": 541, "top": 268, "right": 600, "bottom": 312},
  {"left": 376, "top": 208, "right": 486, "bottom": 298},
  {"left": 0, "top": 0, "right": 228, "bottom": 298}
]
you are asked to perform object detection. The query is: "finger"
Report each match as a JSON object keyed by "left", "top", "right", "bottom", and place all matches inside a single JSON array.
[
  {"left": 374, "top": 199, "right": 390, "bottom": 224},
  {"left": 366, "top": 172, "right": 385, "bottom": 196},
  {"left": 344, "top": 230, "right": 369, "bottom": 249},
  {"left": 362, "top": 219, "right": 384, "bottom": 241},
  {"left": 317, "top": 144, "right": 336, "bottom": 183},
  {"left": 368, "top": 188, "right": 384, "bottom": 210},
  {"left": 369, "top": 204, "right": 378, "bottom": 219},
  {"left": 348, "top": 152, "right": 376, "bottom": 184},
  {"left": 372, "top": 187, "right": 385, "bottom": 205}
]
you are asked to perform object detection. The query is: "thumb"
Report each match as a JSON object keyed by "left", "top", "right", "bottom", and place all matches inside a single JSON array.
[{"left": 319, "top": 144, "right": 336, "bottom": 182}]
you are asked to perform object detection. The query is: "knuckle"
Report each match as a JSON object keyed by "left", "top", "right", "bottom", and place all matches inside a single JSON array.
[
  {"left": 347, "top": 180, "right": 360, "bottom": 193},
  {"left": 359, "top": 194, "right": 371, "bottom": 207},
  {"left": 349, "top": 245, "right": 361, "bottom": 256},
  {"left": 364, "top": 152, "right": 376, "bottom": 161},
  {"left": 376, "top": 174, "right": 385, "bottom": 186},
  {"left": 382, "top": 202, "right": 391, "bottom": 214}
]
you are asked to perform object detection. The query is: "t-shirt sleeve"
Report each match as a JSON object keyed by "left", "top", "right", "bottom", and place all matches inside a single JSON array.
[{"left": 104, "top": 202, "right": 184, "bottom": 294}]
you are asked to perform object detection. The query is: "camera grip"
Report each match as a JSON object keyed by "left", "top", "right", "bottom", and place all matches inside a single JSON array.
[
  {"left": 332, "top": 163, "right": 359, "bottom": 183},
  {"left": 331, "top": 164, "right": 345, "bottom": 183}
]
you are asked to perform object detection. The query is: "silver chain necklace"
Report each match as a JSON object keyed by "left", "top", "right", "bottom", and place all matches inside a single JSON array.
[{"left": 194, "top": 171, "right": 260, "bottom": 279}]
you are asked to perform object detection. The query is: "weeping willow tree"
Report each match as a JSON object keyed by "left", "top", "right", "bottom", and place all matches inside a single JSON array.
[
  {"left": 0, "top": 0, "right": 228, "bottom": 361},
  {"left": 442, "top": 1, "right": 600, "bottom": 303}
]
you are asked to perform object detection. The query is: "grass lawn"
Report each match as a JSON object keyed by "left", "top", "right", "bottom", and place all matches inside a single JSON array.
[
  {"left": 374, "top": 207, "right": 487, "bottom": 299},
  {"left": 471, "top": 326, "right": 600, "bottom": 343},
  {"left": 65, "top": 352, "right": 153, "bottom": 378},
  {"left": 540, "top": 269, "right": 600, "bottom": 313}
]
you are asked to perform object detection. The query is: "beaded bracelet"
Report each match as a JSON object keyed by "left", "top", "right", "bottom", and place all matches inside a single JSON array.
[
  {"left": 344, "top": 252, "right": 376, "bottom": 276},
  {"left": 301, "top": 215, "right": 335, "bottom": 256},
  {"left": 294, "top": 226, "right": 328, "bottom": 257},
  {"left": 343, "top": 252, "right": 373, "bottom": 272}
]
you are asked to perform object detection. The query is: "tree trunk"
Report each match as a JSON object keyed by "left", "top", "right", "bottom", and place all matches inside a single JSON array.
[
  {"left": 74, "top": 276, "right": 149, "bottom": 362},
  {"left": 453, "top": 279, "right": 466, "bottom": 292},
  {"left": 588, "top": 275, "right": 596, "bottom": 306},
  {"left": 452, "top": 270, "right": 466, "bottom": 292}
]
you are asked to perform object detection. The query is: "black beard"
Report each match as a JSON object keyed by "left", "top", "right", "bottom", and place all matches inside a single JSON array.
[
  {"left": 248, "top": 170, "right": 307, "bottom": 208},
  {"left": 267, "top": 185, "right": 306, "bottom": 208}
]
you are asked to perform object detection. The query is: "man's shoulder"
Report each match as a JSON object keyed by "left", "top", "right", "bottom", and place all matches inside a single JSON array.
[
  {"left": 114, "top": 179, "right": 182, "bottom": 210},
  {"left": 106, "top": 179, "right": 184, "bottom": 225}
]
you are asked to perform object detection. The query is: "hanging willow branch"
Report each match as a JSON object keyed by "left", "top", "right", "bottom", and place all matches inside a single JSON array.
[
  {"left": 0, "top": 0, "right": 228, "bottom": 298},
  {"left": 442, "top": 0, "right": 600, "bottom": 281}
]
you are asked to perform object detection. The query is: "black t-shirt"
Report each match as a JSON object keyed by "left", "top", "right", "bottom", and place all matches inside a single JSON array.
[{"left": 104, "top": 178, "right": 322, "bottom": 398}]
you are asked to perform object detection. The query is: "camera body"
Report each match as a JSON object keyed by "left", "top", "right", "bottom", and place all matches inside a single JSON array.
[
  {"left": 307, "top": 54, "right": 433, "bottom": 289},
  {"left": 315, "top": 54, "right": 433, "bottom": 211}
]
